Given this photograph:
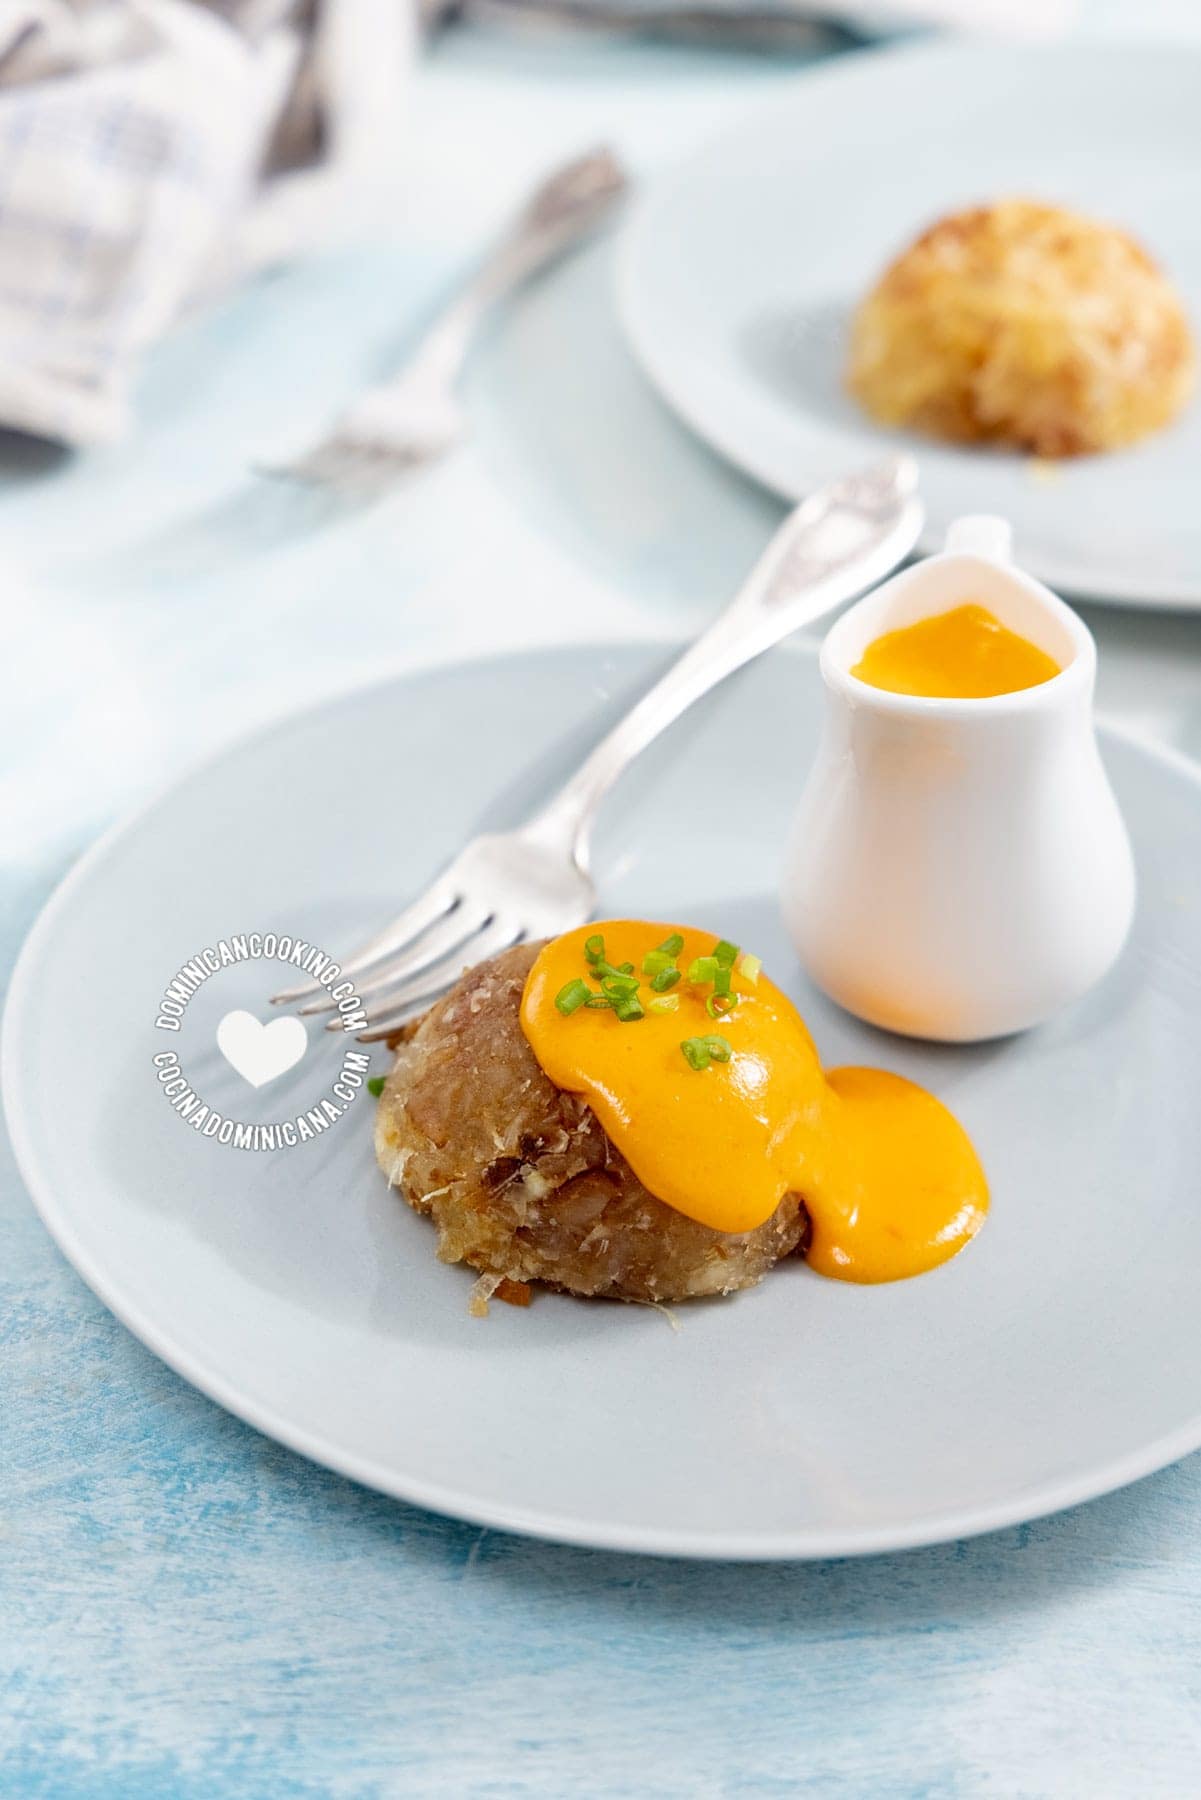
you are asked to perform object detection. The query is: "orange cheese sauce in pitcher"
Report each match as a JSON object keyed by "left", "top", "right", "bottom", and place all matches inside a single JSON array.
[{"left": 852, "top": 603, "right": 1060, "bottom": 699}]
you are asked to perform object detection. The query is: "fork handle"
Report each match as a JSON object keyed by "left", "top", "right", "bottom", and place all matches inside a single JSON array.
[
  {"left": 396, "top": 146, "right": 628, "bottom": 395},
  {"left": 527, "top": 460, "right": 924, "bottom": 870}
]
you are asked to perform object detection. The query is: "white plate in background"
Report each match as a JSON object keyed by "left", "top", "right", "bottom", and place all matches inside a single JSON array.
[{"left": 619, "top": 43, "right": 1201, "bottom": 608}]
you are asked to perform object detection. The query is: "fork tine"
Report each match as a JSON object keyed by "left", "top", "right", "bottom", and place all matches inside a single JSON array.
[
  {"left": 296, "top": 443, "right": 401, "bottom": 501},
  {"left": 338, "top": 444, "right": 401, "bottom": 496},
  {"left": 311, "top": 445, "right": 364, "bottom": 488},
  {"left": 257, "top": 441, "right": 380, "bottom": 492},
  {"left": 261, "top": 430, "right": 433, "bottom": 496},
  {"left": 353, "top": 443, "right": 427, "bottom": 493},
  {"left": 298, "top": 902, "right": 492, "bottom": 1015},
  {"left": 350, "top": 996, "right": 444, "bottom": 1046},
  {"left": 270, "top": 878, "right": 459, "bottom": 1006},
  {"left": 304, "top": 443, "right": 370, "bottom": 495},
  {"left": 262, "top": 444, "right": 348, "bottom": 488},
  {"left": 348, "top": 921, "right": 524, "bottom": 1043}
]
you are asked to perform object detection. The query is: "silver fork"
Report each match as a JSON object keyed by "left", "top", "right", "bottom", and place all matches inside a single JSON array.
[
  {"left": 272, "top": 457, "right": 923, "bottom": 1039},
  {"left": 261, "top": 146, "right": 628, "bottom": 496}
]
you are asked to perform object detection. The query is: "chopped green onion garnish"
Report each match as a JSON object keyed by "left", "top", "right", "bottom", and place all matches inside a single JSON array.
[
  {"left": 555, "top": 978, "right": 592, "bottom": 1016},
  {"left": 557, "top": 932, "right": 756, "bottom": 1038},
  {"left": 595, "top": 959, "right": 635, "bottom": 983},
  {"left": 681, "top": 1037, "right": 710, "bottom": 1071},
  {"left": 367, "top": 1075, "right": 386, "bottom": 1097},
  {"left": 601, "top": 972, "right": 639, "bottom": 998}
]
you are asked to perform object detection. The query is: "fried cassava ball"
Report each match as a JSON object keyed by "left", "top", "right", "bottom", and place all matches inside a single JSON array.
[{"left": 374, "top": 942, "right": 809, "bottom": 1311}]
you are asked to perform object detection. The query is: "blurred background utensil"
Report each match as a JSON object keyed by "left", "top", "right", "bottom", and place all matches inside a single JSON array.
[
  {"left": 261, "top": 144, "right": 629, "bottom": 496},
  {"left": 418, "top": 0, "right": 1079, "bottom": 50},
  {"left": 271, "top": 456, "right": 922, "bottom": 1038},
  {"left": 419, "top": 0, "right": 842, "bottom": 50}
]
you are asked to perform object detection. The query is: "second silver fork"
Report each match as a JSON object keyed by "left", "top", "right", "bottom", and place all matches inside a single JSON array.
[{"left": 261, "top": 145, "right": 628, "bottom": 497}]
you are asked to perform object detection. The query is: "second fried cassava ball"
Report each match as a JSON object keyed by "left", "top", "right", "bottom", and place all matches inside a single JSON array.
[{"left": 847, "top": 199, "right": 1195, "bottom": 457}]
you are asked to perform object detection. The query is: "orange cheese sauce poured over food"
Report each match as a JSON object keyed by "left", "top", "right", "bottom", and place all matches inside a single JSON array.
[
  {"left": 852, "top": 602, "right": 1061, "bottom": 699},
  {"left": 520, "top": 922, "right": 988, "bottom": 1284}
]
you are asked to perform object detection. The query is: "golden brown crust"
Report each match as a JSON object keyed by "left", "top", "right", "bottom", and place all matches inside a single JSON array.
[
  {"left": 374, "top": 941, "right": 809, "bottom": 1308},
  {"left": 847, "top": 199, "right": 1196, "bottom": 457}
]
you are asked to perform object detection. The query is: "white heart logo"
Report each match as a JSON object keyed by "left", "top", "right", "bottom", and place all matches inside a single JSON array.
[{"left": 216, "top": 1010, "right": 308, "bottom": 1089}]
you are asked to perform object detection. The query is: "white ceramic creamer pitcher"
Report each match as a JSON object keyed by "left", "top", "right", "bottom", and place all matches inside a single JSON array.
[{"left": 782, "top": 516, "right": 1136, "bottom": 1042}]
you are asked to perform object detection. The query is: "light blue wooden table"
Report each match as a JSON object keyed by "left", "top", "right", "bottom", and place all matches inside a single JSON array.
[{"left": 6, "top": 14, "right": 1201, "bottom": 1795}]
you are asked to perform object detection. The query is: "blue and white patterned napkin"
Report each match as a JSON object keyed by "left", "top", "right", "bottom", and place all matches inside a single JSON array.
[{"left": 0, "top": 1, "right": 410, "bottom": 446}]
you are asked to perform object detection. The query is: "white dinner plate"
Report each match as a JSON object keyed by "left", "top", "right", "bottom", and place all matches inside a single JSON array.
[
  {"left": 619, "top": 42, "right": 1201, "bottom": 608},
  {"left": 7, "top": 644, "right": 1201, "bottom": 1558}
]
